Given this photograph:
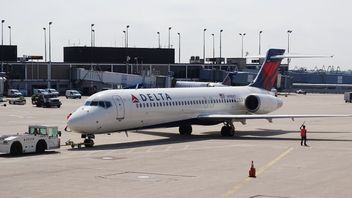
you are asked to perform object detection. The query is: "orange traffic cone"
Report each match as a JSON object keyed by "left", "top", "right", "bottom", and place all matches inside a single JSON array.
[{"left": 249, "top": 161, "right": 256, "bottom": 178}]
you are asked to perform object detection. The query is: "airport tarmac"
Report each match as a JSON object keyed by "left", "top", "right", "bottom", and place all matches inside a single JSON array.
[{"left": 0, "top": 94, "right": 351, "bottom": 198}]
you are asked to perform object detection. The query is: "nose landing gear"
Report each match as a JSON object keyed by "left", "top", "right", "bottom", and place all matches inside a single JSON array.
[{"left": 82, "top": 134, "right": 95, "bottom": 147}]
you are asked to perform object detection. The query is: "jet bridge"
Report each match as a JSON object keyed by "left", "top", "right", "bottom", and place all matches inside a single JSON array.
[{"left": 72, "top": 68, "right": 170, "bottom": 89}]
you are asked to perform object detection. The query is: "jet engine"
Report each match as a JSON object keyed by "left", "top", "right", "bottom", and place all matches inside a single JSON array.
[{"left": 244, "top": 94, "right": 283, "bottom": 114}]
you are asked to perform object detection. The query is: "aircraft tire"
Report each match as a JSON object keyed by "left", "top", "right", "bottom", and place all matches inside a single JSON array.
[
  {"left": 221, "top": 126, "right": 235, "bottom": 137},
  {"left": 84, "top": 139, "right": 94, "bottom": 147}
]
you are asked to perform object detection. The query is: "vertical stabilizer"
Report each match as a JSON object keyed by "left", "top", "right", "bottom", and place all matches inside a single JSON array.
[{"left": 249, "top": 49, "right": 285, "bottom": 90}]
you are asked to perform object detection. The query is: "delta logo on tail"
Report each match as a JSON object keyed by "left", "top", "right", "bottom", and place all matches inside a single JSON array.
[{"left": 250, "top": 49, "right": 285, "bottom": 90}]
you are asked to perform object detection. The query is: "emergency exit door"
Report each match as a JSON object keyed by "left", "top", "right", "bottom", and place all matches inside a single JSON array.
[{"left": 113, "top": 95, "right": 125, "bottom": 119}]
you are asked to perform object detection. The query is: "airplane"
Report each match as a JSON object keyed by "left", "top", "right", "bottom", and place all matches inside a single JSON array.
[
  {"left": 174, "top": 72, "right": 234, "bottom": 87},
  {"left": 66, "top": 49, "right": 349, "bottom": 147}
]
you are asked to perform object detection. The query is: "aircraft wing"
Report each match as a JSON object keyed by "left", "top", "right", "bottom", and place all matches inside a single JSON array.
[{"left": 198, "top": 114, "right": 352, "bottom": 123}]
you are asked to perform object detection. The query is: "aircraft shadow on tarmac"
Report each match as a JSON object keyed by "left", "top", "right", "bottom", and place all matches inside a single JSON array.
[
  {"left": 70, "top": 129, "right": 352, "bottom": 151},
  {"left": 0, "top": 151, "right": 60, "bottom": 158}
]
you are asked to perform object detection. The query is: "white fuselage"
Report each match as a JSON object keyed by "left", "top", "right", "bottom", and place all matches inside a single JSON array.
[{"left": 67, "top": 86, "right": 280, "bottom": 135}]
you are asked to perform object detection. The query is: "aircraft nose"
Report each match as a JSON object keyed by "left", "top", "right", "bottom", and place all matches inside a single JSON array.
[{"left": 67, "top": 108, "right": 94, "bottom": 133}]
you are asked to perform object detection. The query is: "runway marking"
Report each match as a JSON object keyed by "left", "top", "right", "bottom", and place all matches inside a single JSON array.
[{"left": 221, "top": 147, "right": 294, "bottom": 198}]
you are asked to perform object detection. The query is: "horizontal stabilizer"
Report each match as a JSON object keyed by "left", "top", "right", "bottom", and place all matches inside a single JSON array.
[{"left": 246, "top": 54, "right": 333, "bottom": 59}]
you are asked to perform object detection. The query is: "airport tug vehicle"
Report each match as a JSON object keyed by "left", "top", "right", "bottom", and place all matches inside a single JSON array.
[{"left": 0, "top": 125, "right": 61, "bottom": 155}]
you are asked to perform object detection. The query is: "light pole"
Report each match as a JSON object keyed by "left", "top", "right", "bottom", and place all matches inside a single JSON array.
[
  {"left": 220, "top": 29, "right": 223, "bottom": 63},
  {"left": 157, "top": 32, "right": 160, "bottom": 48},
  {"left": 126, "top": 25, "right": 130, "bottom": 48},
  {"left": 259, "top": 30, "right": 263, "bottom": 55},
  {"left": 43, "top": 27, "right": 47, "bottom": 62},
  {"left": 239, "top": 32, "right": 246, "bottom": 58},
  {"left": 8, "top": 26, "right": 11, "bottom": 45},
  {"left": 48, "top": 22, "right": 52, "bottom": 62},
  {"left": 168, "top": 27, "right": 172, "bottom": 48},
  {"left": 287, "top": 30, "right": 293, "bottom": 66},
  {"left": 92, "top": 29, "right": 95, "bottom": 47},
  {"left": 203, "top": 28, "right": 207, "bottom": 63},
  {"left": 123, "top": 30, "right": 126, "bottom": 47},
  {"left": 177, "top": 32, "right": 181, "bottom": 63},
  {"left": 1, "top": 20, "right": 5, "bottom": 45},
  {"left": 90, "top": 24, "right": 94, "bottom": 47},
  {"left": 211, "top": 33, "right": 215, "bottom": 59}
]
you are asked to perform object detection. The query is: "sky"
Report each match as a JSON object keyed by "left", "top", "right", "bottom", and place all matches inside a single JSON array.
[{"left": 1, "top": 0, "right": 352, "bottom": 70}]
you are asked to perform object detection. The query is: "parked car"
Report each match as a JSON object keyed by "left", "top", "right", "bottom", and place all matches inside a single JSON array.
[
  {"left": 65, "top": 90, "right": 82, "bottom": 99},
  {"left": 33, "top": 89, "right": 46, "bottom": 95},
  {"left": 296, "top": 89, "right": 307, "bottom": 95},
  {"left": 8, "top": 96, "right": 26, "bottom": 105},
  {"left": 45, "top": 88, "right": 59, "bottom": 97},
  {"left": 7, "top": 89, "right": 22, "bottom": 98}
]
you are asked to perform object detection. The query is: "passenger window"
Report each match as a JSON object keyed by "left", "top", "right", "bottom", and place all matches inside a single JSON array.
[{"left": 85, "top": 101, "right": 91, "bottom": 106}]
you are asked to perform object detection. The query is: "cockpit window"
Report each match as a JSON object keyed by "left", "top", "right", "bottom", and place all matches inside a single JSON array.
[
  {"left": 105, "top": 101, "right": 112, "bottom": 108},
  {"left": 99, "top": 101, "right": 106, "bottom": 108},
  {"left": 84, "top": 100, "right": 112, "bottom": 109},
  {"left": 90, "top": 101, "right": 99, "bottom": 106}
]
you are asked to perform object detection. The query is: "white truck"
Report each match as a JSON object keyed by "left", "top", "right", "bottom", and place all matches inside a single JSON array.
[
  {"left": 344, "top": 92, "right": 352, "bottom": 103},
  {"left": 0, "top": 125, "right": 61, "bottom": 155}
]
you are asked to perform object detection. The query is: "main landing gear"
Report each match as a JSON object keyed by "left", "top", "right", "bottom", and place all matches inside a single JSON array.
[
  {"left": 221, "top": 121, "right": 235, "bottom": 137},
  {"left": 82, "top": 134, "right": 95, "bottom": 147},
  {"left": 179, "top": 125, "right": 192, "bottom": 135}
]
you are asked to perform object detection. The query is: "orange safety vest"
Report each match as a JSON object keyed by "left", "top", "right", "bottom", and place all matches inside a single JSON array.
[{"left": 300, "top": 128, "right": 307, "bottom": 137}]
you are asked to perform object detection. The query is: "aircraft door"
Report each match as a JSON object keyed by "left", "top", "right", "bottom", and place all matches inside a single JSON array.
[{"left": 113, "top": 95, "right": 125, "bottom": 119}]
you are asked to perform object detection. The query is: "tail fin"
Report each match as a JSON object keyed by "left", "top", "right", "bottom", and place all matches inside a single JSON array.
[{"left": 249, "top": 49, "right": 285, "bottom": 90}]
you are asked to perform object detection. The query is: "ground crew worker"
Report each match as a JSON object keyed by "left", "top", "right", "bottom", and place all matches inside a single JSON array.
[{"left": 300, "top": 125, "right": 308, "bottom": 146}]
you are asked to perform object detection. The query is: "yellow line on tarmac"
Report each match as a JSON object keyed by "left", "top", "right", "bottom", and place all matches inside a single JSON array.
[{"left": 221, "top": 147, "right": 294, "bottom": 198}]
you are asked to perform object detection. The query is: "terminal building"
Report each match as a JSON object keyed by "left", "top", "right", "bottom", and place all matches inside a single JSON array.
[{"left": 1, "top": 45, "right": 352, "bottom": 96}]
